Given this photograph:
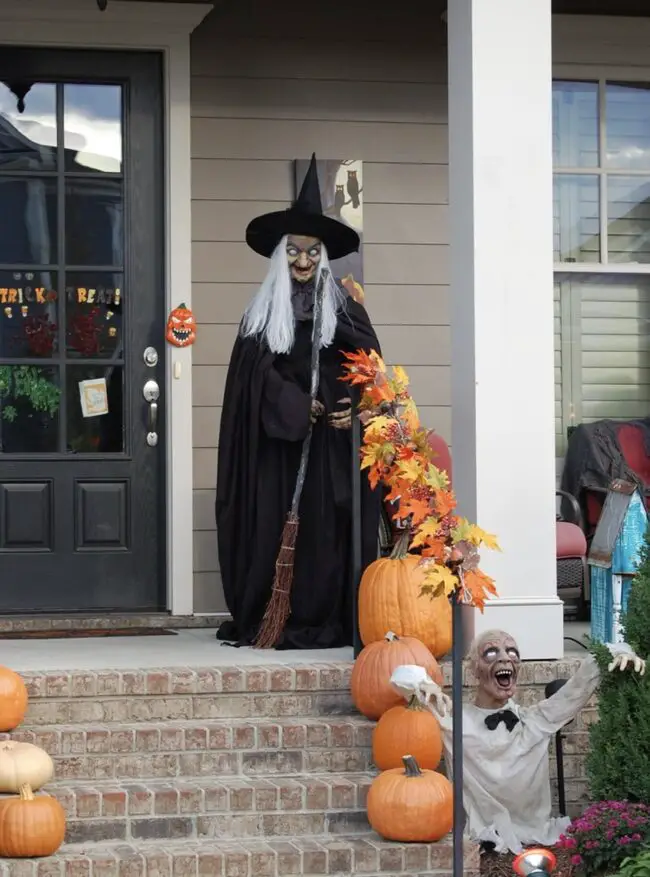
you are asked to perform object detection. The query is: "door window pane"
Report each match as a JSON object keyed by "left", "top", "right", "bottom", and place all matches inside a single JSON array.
[
  {"left": 0, "top": 270, "right": 58, "bottom": 357},
  {"left": 64, "top": 84, "right": 122, "bottom": 174},
  {"left": 607, "top": 175, "right": 650, "bottom": 264},
  {"left": 0, "top": 82, "right": 57, "bottom": 172},
  {"left": 606, "top": 83, "right": 650, "bottom": 170},
  {"left": 66, "top": 272, "right": 123, "bottom": 358},
  {"left": 0, "top": 365, "right": 60, "bottom": 452},
  {"left": 554, "top": 174, "right": 600, "bottom": 263},
  {"left": 0, "top": 177, "right": 57, "bottom": 265},
  {"left": 553, "top": 81, "right": 599, "bottom": 168},
  {"left": 66, "top": 364, "right": 123, "bottom": 453},
  {"left": 65, "top": 178, "right": 123, "bottom": 266}
]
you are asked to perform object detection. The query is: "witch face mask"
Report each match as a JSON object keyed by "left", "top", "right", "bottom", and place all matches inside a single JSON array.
[{"left": 286, "top": 235, "right": 321, "bottom": 284}]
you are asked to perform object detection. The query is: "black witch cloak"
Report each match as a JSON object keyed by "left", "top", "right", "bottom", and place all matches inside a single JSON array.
[{"left": 215, "top": 295, "right": 381, "bottom": 649}]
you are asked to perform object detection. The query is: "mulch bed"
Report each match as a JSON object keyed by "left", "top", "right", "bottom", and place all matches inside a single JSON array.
[{"left": 480, "top": 847, "right": 574, "bottom": 877}]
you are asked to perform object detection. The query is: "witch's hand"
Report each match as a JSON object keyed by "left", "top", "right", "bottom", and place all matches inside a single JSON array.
[
  {"left": 310, "top": 400, "right": 325, "bottom": 424},
  {"left": 329, "top": 398, "right": 352, "bottom": 430}
]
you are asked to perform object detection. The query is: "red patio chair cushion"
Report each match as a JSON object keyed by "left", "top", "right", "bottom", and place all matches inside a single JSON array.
[{"left": 556, "top": 521, "right": 587, "bottom": 559}]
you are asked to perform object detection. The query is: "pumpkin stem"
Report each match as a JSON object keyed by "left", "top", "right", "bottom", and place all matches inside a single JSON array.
[
  {"left": 18, "top": 783, "right": 34, "bottom": 801},
  {"left": 406, "top": 694, "right": 425, "bottom": 711},
  {"left": 384, "top": 631, "right": 399, "bottom": 642},
  {"left": 178, "top": 303, "right": 187, "bottom": 309},
  {"left": 402, "top": 755, "right": 423, "bottom": 777},
  {"left": 390, "top": 527, "right": 412, "bottom": 560}
]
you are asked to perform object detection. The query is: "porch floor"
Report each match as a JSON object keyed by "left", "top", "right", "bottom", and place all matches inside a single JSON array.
[{"left": 0, "top": 621, "right": 590, "bottom": 671}]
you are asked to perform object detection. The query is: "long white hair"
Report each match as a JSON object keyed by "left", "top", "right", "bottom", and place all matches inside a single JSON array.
[{"left": 240, "top": 235, "right": 345, "bottom": 354}]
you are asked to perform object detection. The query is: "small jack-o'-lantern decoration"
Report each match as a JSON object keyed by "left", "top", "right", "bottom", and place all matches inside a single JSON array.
[{"left": 166, "top": 303, "right": 196, "bottom": 347}]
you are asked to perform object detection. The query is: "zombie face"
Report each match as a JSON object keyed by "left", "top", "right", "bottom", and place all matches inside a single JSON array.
[
  {"left": 472, "top": 629, "right": 521, "bottom": 709},
  {"left": 286, "top": 235, "right": 321, "bottom": 284}
]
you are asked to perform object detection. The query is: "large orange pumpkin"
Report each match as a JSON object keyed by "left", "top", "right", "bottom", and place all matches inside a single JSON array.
[
  {"left": 0, "top": 783, "right": 66, "bottom": 858},
  {"left": 367, "top": 754, "right": 453, "bottom": 842},
  {"left": 351, "top": 631, "right": 442, "bottom": 720},
  {"left": 0, "top": 667, "right": 28, "bottom": 732},
  {"left": 358, "top": 531, "right": 452, "bottom": 658},
  {"left": 373, "top": 695, "right": 443, "bottom": 770}
]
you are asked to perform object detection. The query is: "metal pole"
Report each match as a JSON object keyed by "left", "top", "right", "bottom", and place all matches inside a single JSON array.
[
  {"left": 451, "top": 590, "right": 465, "bottom": 877},
  {"left": 350, "top": 384, "right": 363, "bottom": 657}
]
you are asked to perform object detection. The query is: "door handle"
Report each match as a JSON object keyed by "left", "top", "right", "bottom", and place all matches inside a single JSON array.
[{"left": 143, "top": 380, "right": 160, "bottom": 447}]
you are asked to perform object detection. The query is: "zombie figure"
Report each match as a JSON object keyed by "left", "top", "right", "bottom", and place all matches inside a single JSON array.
[
  {"left": 215, "top": 154, "right": 380, "bottom": 649},
  {"left": 390, "top": 629, "right": 645, "bottom": 854}
]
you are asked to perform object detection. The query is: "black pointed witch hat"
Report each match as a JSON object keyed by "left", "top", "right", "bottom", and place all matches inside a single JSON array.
[{"left": 245, "top": 154, "right": 360, "bottom": 260}]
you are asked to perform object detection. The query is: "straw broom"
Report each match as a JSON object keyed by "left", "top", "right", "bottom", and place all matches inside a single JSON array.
[{"left": 254, "top": 269, "right": 328, "bottom": 648}]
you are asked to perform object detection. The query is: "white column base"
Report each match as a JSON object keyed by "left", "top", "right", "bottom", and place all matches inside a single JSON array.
[{"left": 471, "top": 597, "right": 565, "bottom": 660}]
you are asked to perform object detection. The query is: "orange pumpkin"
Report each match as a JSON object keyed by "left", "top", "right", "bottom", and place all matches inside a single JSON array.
[
  {"left": 0, "top": 783, "right": 66, "bottom": 858},
  {"left": 367, "top": 754, "right": 453, "bottom": 842},
  {"left": 351, "top": 631, "right": 442, "bottom": 720},
  {"left": 359, "top": 531, "right": 452, "bottom": 658},
  {"left": 166, "top": 303, "right": 197, "bottom": 347},
  {"left": 0, "top": 667, "right": 28, "bottom": 732},
  {"left": 373, "top": 695, "right": 443, "bottom": 770}
]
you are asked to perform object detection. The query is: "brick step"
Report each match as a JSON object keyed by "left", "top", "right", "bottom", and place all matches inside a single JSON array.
[
  {"left": 20, "top": 666, "right": 355, "bottom": 726},
  {"left": 9, "top": 716, "right": 373, "bottom": 780},
  {"left": 47, "top": 773, "right": 376, "bottom": 843},
  {"left": 0, "top": 834, "right": 480, "bottom": 876}
]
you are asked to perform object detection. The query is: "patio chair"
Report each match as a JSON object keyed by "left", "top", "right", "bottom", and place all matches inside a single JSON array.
[{"left": 556, "top": 489, "right": 589, "bottom": 620}]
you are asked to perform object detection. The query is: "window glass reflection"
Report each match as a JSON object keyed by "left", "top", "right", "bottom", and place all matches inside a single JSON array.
[
  {"left": 0, "top": 270, "right": 58, "bottom": 357},
  {"left": 607, "top": 175, "right": 650, "bottom": 263},
  {"left": 66, "top": 364, "right": 123, "bottom": 453},
  {"left": 606, "top": 83, "right": 650, "bottom": 170},
  {"left": 553, "top": 174, "right": 600, "bottom": 263},
  {"left": 66, "top": 272, "right": 123, "bottom": 358},
  {"left": 553, "top": 81, "right": 599, "bottom": 168},
  {"left": 0, "top": 365, "right": 60, "bottom": 453},
  {"left": 0, "top": 177, "right": 57, "bottom": 265},
  {"left": 65, "top": 179, "right": 123, "bottom": 266},
  {"left": 0, "top": 82, "right": 56, "bottom": 172},
  {"left": 64, "top": 84, "right": 122, "bottom": 174}
]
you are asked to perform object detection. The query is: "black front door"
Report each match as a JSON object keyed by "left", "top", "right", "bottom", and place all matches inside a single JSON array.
[{"left": 0, "top": 49, "right": 165, "bottom": 612}]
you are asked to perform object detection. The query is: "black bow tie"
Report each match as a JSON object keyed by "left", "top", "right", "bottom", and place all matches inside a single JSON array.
[{"left": 485, "top": 709, "right": 519, "bottom": 732}]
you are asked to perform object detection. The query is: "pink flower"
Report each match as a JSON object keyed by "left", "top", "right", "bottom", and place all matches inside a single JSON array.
[
  {"left": 563, "top": 837, "right": 577, "bottom": 849},
  {"left": 571, "top": 855, "right": 583, "bottom": 866}
]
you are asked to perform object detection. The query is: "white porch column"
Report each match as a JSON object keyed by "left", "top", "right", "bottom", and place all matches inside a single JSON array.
[{"left": 448, "top": 0, "right": 563, "bottom": 659}]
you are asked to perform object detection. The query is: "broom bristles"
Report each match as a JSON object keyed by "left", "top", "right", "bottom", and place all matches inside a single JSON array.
[{"left": 254, "top": 514, "right": 299, "bottom": 649}]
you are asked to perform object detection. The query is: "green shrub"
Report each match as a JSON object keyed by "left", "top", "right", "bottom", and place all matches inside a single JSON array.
[
  {"left": 618, "top": 847, "right": 650, "bottom": 877},
  {"left": 587, "top": 531, "right": 650, "bottom": 802}
]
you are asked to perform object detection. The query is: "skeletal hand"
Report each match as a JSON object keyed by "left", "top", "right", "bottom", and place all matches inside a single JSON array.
[
  {"left": 608, "top": 652, "right": 646, "bottom": 675},
  {"left": 430, "top": 688, "right": 453, "bottom": 718},
  {"left": 329, "top": 397, "right": 352, "bottom": 430},
  {"left": 310, "top": 400, "right": 325, "bottom": 424}
]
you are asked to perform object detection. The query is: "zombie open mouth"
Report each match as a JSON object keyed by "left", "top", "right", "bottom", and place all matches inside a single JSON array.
[
  {"left": 495, "top": 669, "right": 514, "bottom": 689},
  {"left": 293, "top": 267, "right": 314, "bottom": 279}
]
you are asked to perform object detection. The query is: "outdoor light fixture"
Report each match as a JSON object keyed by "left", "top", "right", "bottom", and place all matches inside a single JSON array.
[{"left": 513, "top": 848, "right": 557, "bottom": 877}]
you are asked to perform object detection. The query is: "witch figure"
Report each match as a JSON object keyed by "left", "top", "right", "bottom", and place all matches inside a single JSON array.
[{"left": 215, "top": 155, "right": 381, "bottom": 649}]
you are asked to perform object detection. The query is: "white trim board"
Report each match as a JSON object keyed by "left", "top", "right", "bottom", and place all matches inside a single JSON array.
[{"left": 0, "top": 0, "right": 213, "bottom": 616}]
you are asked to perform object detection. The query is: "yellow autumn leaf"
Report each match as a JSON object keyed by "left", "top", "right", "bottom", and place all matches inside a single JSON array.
[
  {"left": 364, "top": 415, "right": 397, "bottom": 441},
  {"left": 410, "top": 517, "right": 442, "bottom": 550},
  {"left": 424, "top": 464, "right": 449, "bottom": 491},
  {"left": 396, "top": 457, "right": 424, "bottom": 483},
  {"left": 452, "top": 519, "right": 501, "bottom": 551},
  {"left": 420, "top": 563, "right": 459, "bottom": 599},
  {"left": 401, "top": 398, "right": 420, "bottom": 432}
]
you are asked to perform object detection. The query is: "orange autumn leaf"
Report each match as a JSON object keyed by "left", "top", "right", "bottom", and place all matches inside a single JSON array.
[
  {"left": 463, "top": 568, "right": 498, "bottom": 612},
  {"left": 340, "top": 348, "right": 385, "bottom": 385},
  {"left": 394, "top": 496, "right": 432, "bottom": 526},
  {"left": 385, "top": 478, "right": 412, "bottom": 505},
  {"left": 434, "top": 489, "right": 457, "bottom": 517}
]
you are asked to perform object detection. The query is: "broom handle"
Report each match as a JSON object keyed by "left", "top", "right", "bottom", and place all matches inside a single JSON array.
[{"left": 289, "top": 268, "right": 328, "bottom": 517}]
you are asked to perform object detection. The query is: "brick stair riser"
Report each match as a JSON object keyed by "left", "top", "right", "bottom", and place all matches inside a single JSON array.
[
  {"left": 23, "top": 691, "right": 355, "bottom": 725},
  {"left": 0, "top": 835, "right": 480, "bottom": 877},
  {"left": 7, "top": 718, "right": 373, "bottom": 780},
  {"left": 47, "top": 774, "right": 373, "bottom": 832}
]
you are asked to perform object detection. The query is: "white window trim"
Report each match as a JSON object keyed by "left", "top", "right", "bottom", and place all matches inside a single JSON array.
[{"left": 0, "top": 0, "right": 213, "bottom": 616}]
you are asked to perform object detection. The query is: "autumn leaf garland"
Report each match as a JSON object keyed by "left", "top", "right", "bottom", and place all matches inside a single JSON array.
[{"left": 340, "top": 349, "right": 499, "bottom": 611}]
